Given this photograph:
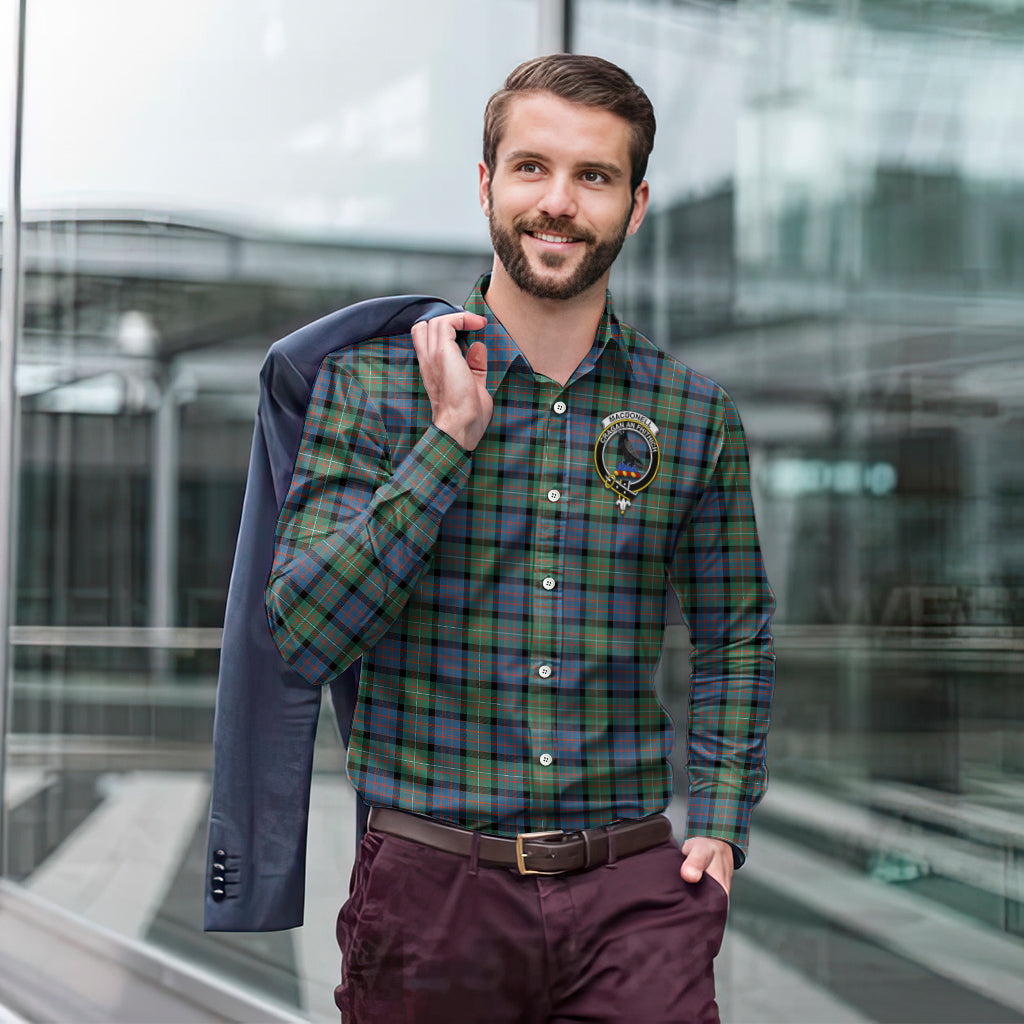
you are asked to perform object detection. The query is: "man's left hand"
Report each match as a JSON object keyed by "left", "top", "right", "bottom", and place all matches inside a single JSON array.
[{"left": 680, "top": 836, "right": 734, "bottom": 896}]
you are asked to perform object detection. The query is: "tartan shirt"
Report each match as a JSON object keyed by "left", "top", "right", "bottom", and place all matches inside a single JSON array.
[{"left": 267, "top": 275, "right": 774, "bottom": 862}]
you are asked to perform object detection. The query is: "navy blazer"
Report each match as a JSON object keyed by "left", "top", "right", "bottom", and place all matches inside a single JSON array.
[{"left": 204, "top": 294, "right": 459, "bottom": 932}]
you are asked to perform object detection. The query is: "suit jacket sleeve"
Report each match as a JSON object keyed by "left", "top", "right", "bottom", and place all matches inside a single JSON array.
[{"left": 204, "top": 296, "right": 458, "bottom": 932}]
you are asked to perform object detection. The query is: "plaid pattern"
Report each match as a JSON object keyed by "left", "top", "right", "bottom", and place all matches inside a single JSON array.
[{"left": 267, "top": 276, "right": 774, "bottom": 859}]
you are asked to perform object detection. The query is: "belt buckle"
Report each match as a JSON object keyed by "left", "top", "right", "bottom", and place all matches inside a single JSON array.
[{"left": 515, "top": 830, "right": 565, "bottom": 875}]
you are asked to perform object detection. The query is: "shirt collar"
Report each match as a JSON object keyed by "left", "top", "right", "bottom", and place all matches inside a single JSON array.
[{"left": 462, "top": 274, "right": 633, "bottom": 393}]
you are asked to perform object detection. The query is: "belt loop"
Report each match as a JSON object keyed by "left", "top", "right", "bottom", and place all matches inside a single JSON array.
[
  {"left": 606, "top": 826, "right": 618, "bottom": 869},
  {"left": 468, "top": 830, "right": 480, "bottom": 877},
  {"left": 581, "top": 829, "right": 593, "bottom": 869}
]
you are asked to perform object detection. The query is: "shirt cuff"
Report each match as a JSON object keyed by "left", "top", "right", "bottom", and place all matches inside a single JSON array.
[
  {"left": 685, "top": 787, "right": 756, "bottom": 868},
  {"left": 389, "top": 422, "right": 473, "bottom": 523}
]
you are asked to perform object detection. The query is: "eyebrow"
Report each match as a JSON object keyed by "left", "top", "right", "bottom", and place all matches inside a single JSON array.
[{"left": 502, "top": 150, "right": 626, "bottom": 181}]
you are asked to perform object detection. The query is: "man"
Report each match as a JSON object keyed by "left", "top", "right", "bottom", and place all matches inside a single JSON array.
[{"left": 267, "top": 54, "right": 774, "bottom": 1023}]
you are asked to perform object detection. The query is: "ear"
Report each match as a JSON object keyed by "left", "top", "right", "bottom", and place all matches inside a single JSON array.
[
  {"left": 478, "top": 162, "right": 492, "bottom": 216},
  {"left": 625, "top": 180, "right": 650, "bottom": 237}
]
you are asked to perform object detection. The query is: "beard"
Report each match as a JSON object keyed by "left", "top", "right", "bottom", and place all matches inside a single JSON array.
[{"left": 487, "top": 188, "right": 631, "bottom": 301}]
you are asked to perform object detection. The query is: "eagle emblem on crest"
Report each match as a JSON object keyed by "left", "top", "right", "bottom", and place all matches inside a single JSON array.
[{"left": 593, "top": 411, "right": 660, "bottom": 514}]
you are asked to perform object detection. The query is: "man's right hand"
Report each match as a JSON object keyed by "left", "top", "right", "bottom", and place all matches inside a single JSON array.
[{"left": 411, "top": 311, "right": 491, "bottom": 451}]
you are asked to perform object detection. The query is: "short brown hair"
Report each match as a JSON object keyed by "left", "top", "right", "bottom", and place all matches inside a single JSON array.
[{"left": 483, "top": 54, "right": 656, "bottom": 193}]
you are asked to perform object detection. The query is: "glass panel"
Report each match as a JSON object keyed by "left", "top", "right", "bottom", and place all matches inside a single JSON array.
[
  {"left": 0, "top": 0, "right": 20, "bottom": 904},
  {"left": 0, "top": 1, "right": 12, "bottom": 215},
  {"left": 575, "top": 1, "right": 1024, "bottom": 1021},
  {"left": 21, "top": 0, "right": 539, "bottom": 247},
  {"left": 12, "top": 1, "right": 539, "bottom": 1018}
]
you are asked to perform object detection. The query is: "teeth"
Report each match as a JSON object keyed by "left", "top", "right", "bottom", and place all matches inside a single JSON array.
[{"left": 533, "top": 232, "right": 575, "bottom": 244}]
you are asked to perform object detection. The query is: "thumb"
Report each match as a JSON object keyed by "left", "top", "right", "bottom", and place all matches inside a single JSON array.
[
  {"left": 680, "top": 845, "right": 710, "bottom": 883},
  {"left": 466, "top": 340, "right": 488, "bottom": 376}
]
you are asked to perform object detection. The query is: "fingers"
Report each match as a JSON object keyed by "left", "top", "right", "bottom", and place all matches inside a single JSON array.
[
  {"left": 410, "top": 311, "right": 493, "bottom": 452},
  {"left": 411, "top": 312, "right": 484, "bottom": 379},
  {"left": 459, "top": 312, "right": 488, "bottom": 331},
  {"left": 411, "top": 312, "right": 487, "bottom": 372},
  {"left": 411, "top": 310, "right": 486, "bottom": 343}
]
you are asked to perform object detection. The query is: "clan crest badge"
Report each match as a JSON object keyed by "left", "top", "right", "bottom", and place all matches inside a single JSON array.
[{"left": 594, "top": 411, "right": 660, "bottom": 514}]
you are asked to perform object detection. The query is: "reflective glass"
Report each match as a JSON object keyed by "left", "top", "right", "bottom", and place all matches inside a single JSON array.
[
  {"left": 0, "top": 0, "right": 16, "bottom": 396},
  {"left": 0, "top": 0, "right": 18, "bottom": 895},
  {"left": 0, "top": 2, "right": 11, "bottom": 214},
  {"left": 576, "top": 1, "right": 1024, "bottom": 1020},
  {"left": 9, "top": 1, "right": 537, "bottom": 1018}
]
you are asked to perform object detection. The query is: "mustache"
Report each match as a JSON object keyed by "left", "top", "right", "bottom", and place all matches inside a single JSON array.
[{"left": 513, "top": 216, "right": 595, "bottom": 245}]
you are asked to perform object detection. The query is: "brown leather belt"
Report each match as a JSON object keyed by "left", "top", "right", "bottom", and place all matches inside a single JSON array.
[{"left": 368, "top": 807, "right": 673, "bottom": 875}]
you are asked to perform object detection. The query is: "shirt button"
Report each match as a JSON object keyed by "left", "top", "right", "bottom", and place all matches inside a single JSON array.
[
  {"left": 553, "top": 401, "right": 567, "bottom": 415},
  {"left": 539, "top": 752, "right": 554, "bottom": 767},
  {"left": 547, "top": 489, "right": 561, "bottom": 503},
  {"left": 538, "top": 664, "right": 552, "bottom": 679},
  {"left": 542, "top": 577, "right": 556, "bottom": 591}
]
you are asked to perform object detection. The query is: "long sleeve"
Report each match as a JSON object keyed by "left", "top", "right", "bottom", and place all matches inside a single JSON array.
[
  {"left": 266, "top": 355, "right": 471, "bottom": 686},
  {"left": 669, "top": 388, "right": 775, "bottom": 865}
]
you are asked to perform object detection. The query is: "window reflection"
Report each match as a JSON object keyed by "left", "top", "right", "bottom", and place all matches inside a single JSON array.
[
  {"left": 580, "top": 0, "right": 1024, "bottom": 1020},
  {"left": 4, "top": 0, "right": 1024, "bottom": 1020},
  {"left": 7, "top": 2, "right": 532, "bottom": 1018}
]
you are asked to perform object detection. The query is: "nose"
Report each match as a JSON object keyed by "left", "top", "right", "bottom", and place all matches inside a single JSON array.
[{"left": 536, "top": 174, "right": 577, "bottom": 220}]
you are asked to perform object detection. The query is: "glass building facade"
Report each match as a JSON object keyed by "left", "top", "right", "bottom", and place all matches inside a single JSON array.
[{"left": 1, "top": 1, "right": 1022, "bottom": 1020}]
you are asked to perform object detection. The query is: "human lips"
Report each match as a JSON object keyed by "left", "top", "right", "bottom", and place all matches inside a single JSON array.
[
  {"left": 514, "top": 215, "right": 593, "bottom": 247},
  {"left": 529, "top": 230, "right": 580, "bottom": 244}
]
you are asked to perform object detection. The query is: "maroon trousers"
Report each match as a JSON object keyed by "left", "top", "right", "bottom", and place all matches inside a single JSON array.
[{"left": 335, "top": 828, "right": 728, "bottom": 1023}]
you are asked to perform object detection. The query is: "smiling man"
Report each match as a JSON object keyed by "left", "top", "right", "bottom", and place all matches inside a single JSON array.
[{"left": 267, "top": 54, "right": 775, "bottom": 1023}]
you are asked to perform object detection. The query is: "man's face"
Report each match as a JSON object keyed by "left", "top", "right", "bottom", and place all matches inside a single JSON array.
[{"left": 480, "top": 92, "right": 649, "bottom": 302}]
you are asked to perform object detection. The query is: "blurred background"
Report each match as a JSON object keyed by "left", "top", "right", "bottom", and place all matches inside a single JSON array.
[{"left": 0, "top": 0, "right": 1023, "bottom": 1021}]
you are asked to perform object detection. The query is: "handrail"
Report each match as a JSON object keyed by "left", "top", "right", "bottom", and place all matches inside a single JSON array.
[
  {"left": 5, "top": 622, "right": 1024, "bottom": 652},
  {"left": 9, "top": 625, "right": 223, "bottom": 649}
]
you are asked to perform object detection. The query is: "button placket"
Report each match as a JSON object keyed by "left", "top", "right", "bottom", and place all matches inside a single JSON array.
[{"left": 528, "top": 382, "right": 568, "bottom": 804}]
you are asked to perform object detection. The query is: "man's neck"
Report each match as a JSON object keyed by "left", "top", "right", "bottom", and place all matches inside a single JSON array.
[{"left": 483, "top": 260, "right": 608, "bottom": 386}]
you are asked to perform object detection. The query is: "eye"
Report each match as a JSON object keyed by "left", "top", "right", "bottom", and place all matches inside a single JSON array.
[
  {"left": 581, "top": 170, "right": 608, "bottom": 184},
  {"left": 517, "top": 162, "right": 542, "bottom": 175}
]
